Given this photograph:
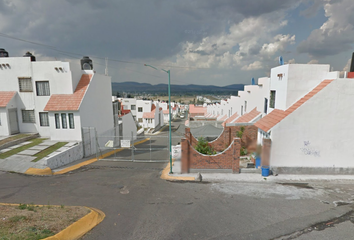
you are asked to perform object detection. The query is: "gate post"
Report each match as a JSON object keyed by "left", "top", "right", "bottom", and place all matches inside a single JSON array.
[{"left": 232, "top": 138, "right": 241, "bottom": 174}]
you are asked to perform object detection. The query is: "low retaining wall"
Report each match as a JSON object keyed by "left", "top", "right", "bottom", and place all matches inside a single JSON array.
[
  {"left": 39, "top": 143, "right": 84, "bottom": 169},
  {"left": 181, "top": 137, "right": 241, "bottom": 173}
]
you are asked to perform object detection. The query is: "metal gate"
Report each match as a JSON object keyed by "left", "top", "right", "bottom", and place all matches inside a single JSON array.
[{"left": 97, "top": 133, "right": 182, "bottom": 162}]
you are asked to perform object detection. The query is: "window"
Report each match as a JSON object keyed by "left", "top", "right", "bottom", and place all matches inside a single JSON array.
[
  {"left": 18, "top": 78, "right": 33, "bottom": 92},
  {"left": 270, "top": 90, "right": 276, "bottom": 108},
  {"left": 68, "top": 113, "right": 74, "bottom": 129},
  {"left": 61, "top": 113, "right": 67, "bottom": 129},
  {"left": 0, "top": 116, "right": 1, "bottom": 125},
  {"left": 241, "top": 106, "right": 243, "bottom": 116},
  {"left": 36, "top": 81, "right": 50, "bottom": 96},
  {"left": 138, "top": 118, "right": 143, "bottom": 123},
  {"left": 22, "top": 110, "right": 35, "bottom": 123},
  {"left": 138, "top": 107, "right": 143, "bottom": 112},
  {"left": 244, "top": 101, "right": 247, "bottom": 113},
  {"left": 55, "top": 114, "right": 60, "bottom": 129},
  {"left": 39, "top": 112, "right": 49, "bottom": 126},
  {"left": 131, "top": 105, "right": 136, "bottom": 110},
  {"left": 264, "top": 98, "right": 268, "bottom": 114}
]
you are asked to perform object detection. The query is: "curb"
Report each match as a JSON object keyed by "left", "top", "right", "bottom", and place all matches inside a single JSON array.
[
  {"left": 24, "top": 138, "right": 150, "bottom": 176},
  {"left": 160, "top": 159, "right": 195, "bottom": 181},
  {"left": 0, "top": 203, "right": 105, "bottom": 240},
  {"left": 45, "top": 207, "right": 105, "bottom": 240}
]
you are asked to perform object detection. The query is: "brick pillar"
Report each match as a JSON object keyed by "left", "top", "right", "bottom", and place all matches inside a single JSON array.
[
  {"left": 261, "top": 138, "right": 271, "bottom": 166},
  {"left": 224, "top": 127, "right": 231, "bottom": 147},
  {"left": 181, "top": 138, "right": 190, "bottom": 173},
  {"left": 232, "top": 138, "right": 241, "bottom": 173},
  {"left": 185, "top": 127, "right": 191, "bottom": 143}
]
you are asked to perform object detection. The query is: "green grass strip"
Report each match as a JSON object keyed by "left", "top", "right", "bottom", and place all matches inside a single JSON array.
[
  {"left": 0, "top": 138, "right": 46, "bottom": 159},
  {"left": 31, "top": 142, "right": 68, "bottom": 162},
  {"left": 0, "top": 134, "right": 32, "bottom": 146}
]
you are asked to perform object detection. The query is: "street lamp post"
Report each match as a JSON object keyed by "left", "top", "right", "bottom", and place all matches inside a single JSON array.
[{"left": 144, "top": 64, "right": 173, "bottom": 174}]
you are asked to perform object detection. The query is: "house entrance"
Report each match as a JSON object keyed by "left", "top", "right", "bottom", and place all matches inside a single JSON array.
[{"left": 8, "top": 108, "right": 19, "bottom": 135}]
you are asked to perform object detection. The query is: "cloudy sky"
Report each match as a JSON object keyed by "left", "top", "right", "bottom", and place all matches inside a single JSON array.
[{"left": 0, "top": 0, "right": 353, "bottom": 86}]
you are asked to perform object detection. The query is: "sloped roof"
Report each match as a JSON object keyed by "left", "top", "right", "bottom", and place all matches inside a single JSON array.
[
  {"left": 0, "top": 91, "right": 16, "bottom": 107},
  {"left": 222, "top": 112, "right": 239, "bottom": 127},
  {"left": 189, "top": 104, "right": 207, "bottom": 115},
  {"left": 235, "top": 108, "right": 261, "bottom": 123},
  {"left": 255, "top": 79, "right": 333, "bottom": 132},
  {"left": 44, "top": 74, "right": 92, "bottom": 111},
  {"left": 143, "top": 109, "right": 155, "bottom": 119},
  {"left": 219, "top": 115, "right": 228, "bottom": 121}
]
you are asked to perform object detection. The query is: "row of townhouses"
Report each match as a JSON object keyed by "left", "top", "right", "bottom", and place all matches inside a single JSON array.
[
  {"left": 189, "top": 55, "right": 354, "bottom": 174},
  {"left": 117, "top": 97, "right": 180, "bottom": 129},
  {"left": 0, "top": 49, "right": 114, "bottom": 143}
]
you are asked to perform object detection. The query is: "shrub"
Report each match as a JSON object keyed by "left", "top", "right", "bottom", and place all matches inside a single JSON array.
[
  {"left": 240, "top": 147, "right": 248, "bottom": 156},
  {"left": 195, "top": 137, "right": 216, "bottom": 155}
]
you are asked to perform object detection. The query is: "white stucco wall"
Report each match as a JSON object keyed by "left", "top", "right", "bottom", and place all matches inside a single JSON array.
[
  {"left": 122, "top": 112, "right": 137, "bottom": 140},
  {"left": 48, "top": 111, "right": 82, "bottom": 141},
  {"left": 270, "top": 64, "right": 331, "bottom": 111},
  {"left": 80, "top": 73, "right": 114, "bottom": 141},
  {"left": 270, "top": 79, "right": 354, "bottom": 169}
]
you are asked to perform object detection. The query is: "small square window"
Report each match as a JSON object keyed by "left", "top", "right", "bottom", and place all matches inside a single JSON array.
[
  {"left": 19, "top": 78, "right": 33, "bottom": 92},
  {"left": 22, "top": 110, "right": 35, "bottom": 123},
  {"left": 39, "top": 112, "right": 49, "bottom": 126},
  {"left": 138, "top": 107, "right": 143, "bottom": 112},
  {"left": 36, "top": 81, "right": 50, "bottom": 96}
]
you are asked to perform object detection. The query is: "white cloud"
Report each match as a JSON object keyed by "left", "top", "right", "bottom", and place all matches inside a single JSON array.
[
  {"left": 298, "top": 0, "right": 354, "bottom": 58},
  {"left": 242, "top": 61, "right": 263, "bottom": 71},
  {"left": 170, "top": 13, "right": 295, "bottom": 71}
]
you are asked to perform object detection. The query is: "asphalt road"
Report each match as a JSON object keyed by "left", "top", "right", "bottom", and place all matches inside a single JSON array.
[
  {"left": 1, "top": 162, "right": 354, "bottom": 240},
  {"left": 1, "top": 117, "right": 354, "bottom": 239}
]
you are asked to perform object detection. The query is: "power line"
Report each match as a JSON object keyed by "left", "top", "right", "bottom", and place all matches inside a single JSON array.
[{"left": 0, "top": 32, "right": 209, "bottom": 70}]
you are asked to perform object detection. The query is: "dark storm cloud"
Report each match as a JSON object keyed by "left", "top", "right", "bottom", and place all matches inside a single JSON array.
[
  {"left": 0, "top": 0, "right": 15, "bottom": 14},
  {"left": 0, "top": 0, "right": 299, "bottom": 62}
]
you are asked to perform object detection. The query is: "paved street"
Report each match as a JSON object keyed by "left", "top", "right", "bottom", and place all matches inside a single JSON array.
[
  {"left": 1, "top": 161, "right": 354, "bottom": 240},
  {"left": 1, "top": 118, "right": 354, "bottom": 239}
]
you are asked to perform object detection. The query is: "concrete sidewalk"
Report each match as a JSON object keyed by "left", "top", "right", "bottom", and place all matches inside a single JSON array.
[
  {"left": 169, "top": 160, "right": 354, "bottom": 182},
  {"left": 0, "top": 140, "right": 78, "bottom": 173}
]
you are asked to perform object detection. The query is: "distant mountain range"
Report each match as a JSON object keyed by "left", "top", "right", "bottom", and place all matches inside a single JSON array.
[{"left": 112, "top": 82, "right": 244, "bottom": 95}]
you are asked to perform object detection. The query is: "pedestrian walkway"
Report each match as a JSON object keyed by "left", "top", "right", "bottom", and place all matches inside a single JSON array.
[
  {"left": 0, "top": 140, "right": 78, "bottom": 173},
  {"left": 169, "top": 160, "right": 354, "bottom": 182}
]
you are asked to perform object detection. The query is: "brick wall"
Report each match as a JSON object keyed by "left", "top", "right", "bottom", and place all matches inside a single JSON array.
[
  {"left": 181, "top": 137, "right": 240, "bottom": 173},
  {"left": 184, "top": 125, "right": 257, "bottom": 152}
]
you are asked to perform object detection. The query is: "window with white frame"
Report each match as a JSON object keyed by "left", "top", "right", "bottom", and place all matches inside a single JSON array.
[
  {"left": 68, "top": 113, "right": 75, "bottom": 129},
  {"left": 22, "top": 110, "right": 35, "bottom": 123},
  {"left": 39, "top": 112, "right": 49, "bottom": 126},
  {"left": 138, "top": 107, "right": 143, "bottom": 112},
  {"left": 61, "top": 113, "right": 67, "bottom": 129},
  {"left": 131, "top": 105, "right": 136, "bottom": 110},
  {"left": 36, "top": 81, "right": 50, "bottom": 96},
  {"left": 138, "top": 118, "right": 143, "bottom": 123},
  {"left": 18, "top": 78, "right": 33, "bottom": 92},
  {"left": 55, "top": 114, "right": 60, "bottom": 129}
]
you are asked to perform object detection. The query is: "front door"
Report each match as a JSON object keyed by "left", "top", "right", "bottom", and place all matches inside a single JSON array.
[{"left": 8, "top": 108, "right": 19, "bottom": 135}]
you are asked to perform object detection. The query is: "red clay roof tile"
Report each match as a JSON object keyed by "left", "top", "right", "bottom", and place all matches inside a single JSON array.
[
  {"left": 44, "top": 74, "right": 92, "bottom": 111},
  {"left": 0, "top": 91, "right": 16, "bottom": 107},
  {"left": 255, "top": 79, "right": 333, "bottom": 132},
  {"left": 234, "top": 108, "right": 261, "bottom": 123}
]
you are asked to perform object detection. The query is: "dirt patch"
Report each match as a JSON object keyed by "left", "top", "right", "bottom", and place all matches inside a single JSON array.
[{"left": 0, "top": 203, "right": 90, "bottom": 239}]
